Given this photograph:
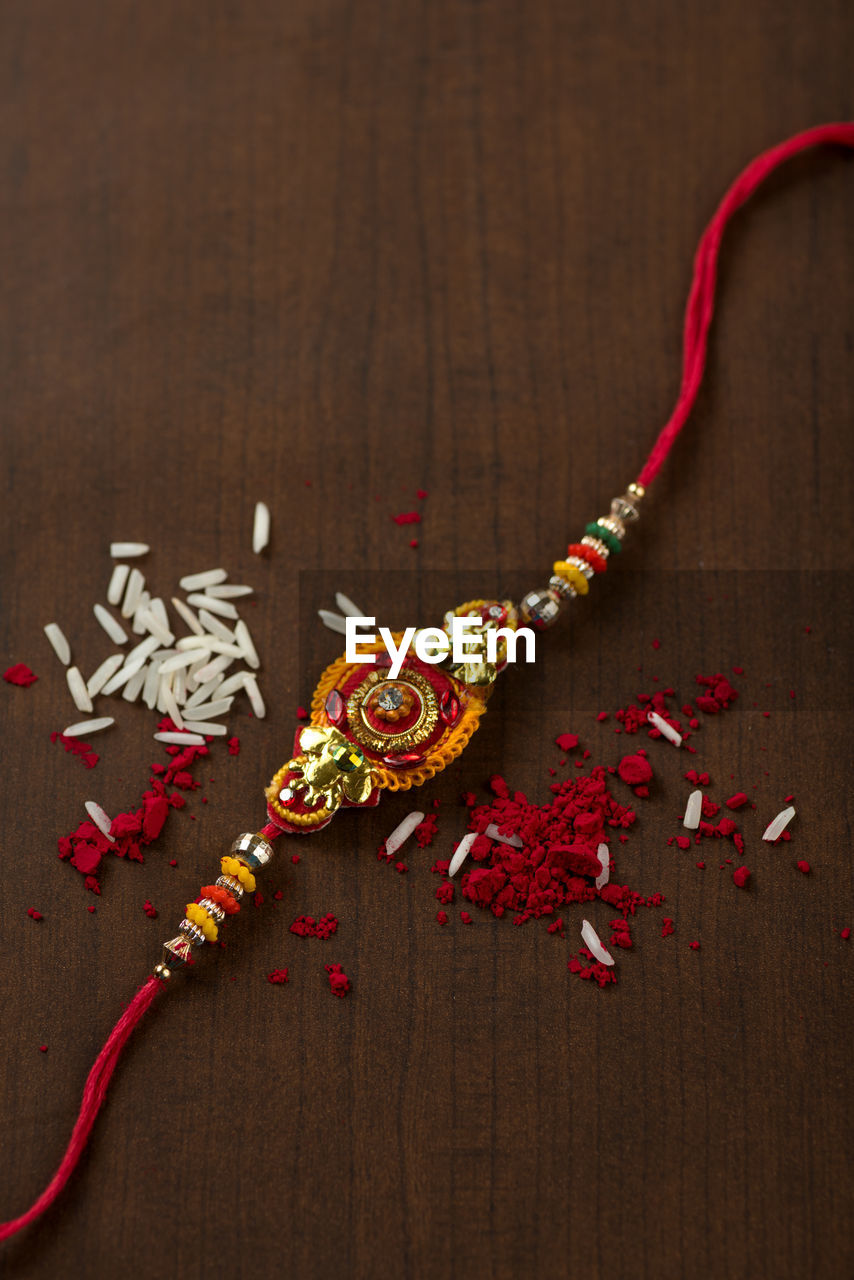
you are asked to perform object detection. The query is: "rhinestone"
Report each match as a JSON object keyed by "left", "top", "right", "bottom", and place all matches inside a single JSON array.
[
  {"left": 333, "top": 744, "right": 365, "bottom": 773},
  {"left": 383, "top": 751, "right": 426, "bottom": 767},
  {"left": 440, "top": 689, "right": 460, "bottom": 725},
  {"left": 596, "top": 516, "right": 625, "bottom": 539},
  {"left": 377, "top": 686, "right": 404, "bottom": 712},
  {"left": 325, "top": 689, "right": 345, "bottom": 725},
  {"left": 279, "top": 787, "right": 295, "bottom": 805}
]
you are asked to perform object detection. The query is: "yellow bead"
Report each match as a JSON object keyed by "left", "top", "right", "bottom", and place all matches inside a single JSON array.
[
  {"left": 202, "top": 918, "right": 218, "bottom": 941},
  {"left": 236, "top": 866, "right": 256, "bottom": 892},
  {"left": 552, "top": 561, "right": 589, "bottom": 595}
]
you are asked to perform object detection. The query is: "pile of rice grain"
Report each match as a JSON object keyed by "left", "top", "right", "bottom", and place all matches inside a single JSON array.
[{"left": 46, "top": 548, "right": 266, "bottom": 745}]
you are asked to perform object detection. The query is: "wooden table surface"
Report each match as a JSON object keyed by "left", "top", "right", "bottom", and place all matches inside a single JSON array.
[{"left": 1, "top": 2, "right": 852, "bottom": 1277}]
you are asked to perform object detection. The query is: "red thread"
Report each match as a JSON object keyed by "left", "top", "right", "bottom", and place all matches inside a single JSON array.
[
  {"left": 0, "top": 976, "right": 163, "bottom": 1242},
  {"left": 637, "top": 123, "right": 854, "bottom": 488}
]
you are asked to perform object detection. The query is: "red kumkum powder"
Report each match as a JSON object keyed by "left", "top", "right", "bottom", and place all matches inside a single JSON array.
[
  {"left": 57, "top": 719, "right": 210, "bottom": 890},
  {"left": 445, "top": 767, "right": 664, "bottom": 974},
  {"left": 4, "top": 663, "right": 38, "bottom": 687},
  {"left": 325, "top": 964, "right": 351, "bottom": 997}
]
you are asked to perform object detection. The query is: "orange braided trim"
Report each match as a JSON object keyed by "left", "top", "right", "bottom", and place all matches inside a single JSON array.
[{"left": 310, "top": 636, "right": 489, "bottom": 792}]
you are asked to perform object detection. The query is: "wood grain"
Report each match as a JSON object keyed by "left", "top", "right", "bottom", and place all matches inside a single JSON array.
[{"left": 0, "top": 2, "right": 852, "bottom": 1277}]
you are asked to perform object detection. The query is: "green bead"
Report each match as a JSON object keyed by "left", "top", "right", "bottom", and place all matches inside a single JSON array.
[{"left": 585, "top": 522, "right": 621, "bottom": 554}]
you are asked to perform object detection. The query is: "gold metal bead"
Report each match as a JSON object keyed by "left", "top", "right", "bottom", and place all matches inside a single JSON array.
[
  {"left": 627, "top": 482, "right": 645, "bottom": 500},
  {"left": 178, "top": 919, "right": 206, "bottom": 947},
  {"left": 596, "top": 516, "right": 625, "bottom": 539},
  {"left": 566, "top": 555, "right": 595, "bottom": 580},
  {"left": 153, "top": 962, "right": 172, "bottom": 981},
  {"left": 549, "top": 574, "right": 576, "bottom": 600},
  {"left": 581, "top": 535, "right": 610, "bottom": 559},
  {"left": 217, "top": 874, "right": 244, "bottom": 899},
  {"left": 198, "top": 897, "right": 225, "bottom": 925}
]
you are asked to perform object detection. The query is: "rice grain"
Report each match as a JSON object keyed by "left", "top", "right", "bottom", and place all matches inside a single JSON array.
[
  {"left": 243, "top": 673, "right": 265, "bottom": 718},
  {"left": 110, "top": 542, "right": 149, "bottom": 558},
  {"left": 107, "top": 564, "right": 130, "bottom": 606},
  {"left": 85, "top": 801, "right": 116, "bottom": 841},
  {"left": 44, "top": 623, "right": 71, "bottom": 666},
  {"left": 234, "top": 619, "right": 260, "bottom": 669},
  {"left": 67, "top": 666, "right": 93, "bottom": 713},
  {"left": 253, "top": 502, "right": 270, "bottom": 554},
  {"left": 93, "top": 604, "right": 128, "bottom": 646},
  {"left": 179, "top": 569, "right": 228, "bottom": 591},
  {"left": 63, "top": 717, "right": 115, "bottom": 737},
  {"left": 87, "top": 654, "right": 125, "bottom": 698},
  {"left": 580, "top": 919, "right": 614, "bottom": 966}
]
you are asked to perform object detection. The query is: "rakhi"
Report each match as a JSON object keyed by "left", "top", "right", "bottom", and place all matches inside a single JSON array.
[{"left": 2, "top": 121, "right": 852, "bottom": 1243}]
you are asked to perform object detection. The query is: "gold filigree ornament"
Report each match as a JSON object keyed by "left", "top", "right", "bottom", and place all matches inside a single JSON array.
[{"left": 268, "top": 726, "right": 375, "bottom": 817}]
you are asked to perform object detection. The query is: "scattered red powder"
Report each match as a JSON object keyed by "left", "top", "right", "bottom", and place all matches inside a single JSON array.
[
  {"left": 609, "top": 918, "right": 633, "bottom": 949},
  {"left": 27, "top": 908, "right": 43, "bottom": 921},
  {"left": 726, "top": 792, "right": 748, "bottom": 810},
  {"left": 291, "top": 854, "right": 301, "bottom": 864},
  {"left": 254, "top": 892, "right": 264, "bottom": 908},
  {"left": 414, "top": 814, "right": 439, "bottom": 847},
  {"left": 87, "top": 905, "right": 96, "bottom": 913},
  {"left": 696, "top": 861, "right": 705, "bottom": 869},
  {"left": 296, "top": 706, "right": 308, "bottom": 721},
  {"left": 4, "top": 663, "right": 38, "bottom": 687},
  {"left": 143, "top": 899, "right": 157, "bottom": 919},
  {"left": 409, "top": 539, "right": 419, "bottom": 549},
  {"left": 460, "top": 911, "right": 473, "bottom": 924},
  {"left": 57, "top": 720, "right": 209, "bottom": 888},
  {"left": 568, "top": 949, "right": 617, "bottom": 987},
  {"left": 689, "top": 941, "right": 700, "bottom": 950},
  {"left": 325, "top": 964, "right": 351, "bottom": 997},
  {"left": 436, "top": 911, "right": 449, "bottom": 925},
  {"left": 51, "top": 731, "right": 99, "bottom": 770},
  {"left": 661, "top": 918, "right": 674, "bottom": 937},
  {"left": 436, "top": 883, "right": 454, "bottom": 905},
  {"left": 290, "top": 913, "right": 339, "bottom": 939},
  {"left": 38, "top": 1045, "right": 48, "bottom": 1053},
  {"left": 227, "top": 736, "right": 241, "bottom": 755},
  {"left": 555, "top": 733, "right": 579, "bottom": 752},
  {"left": 392, "top": 512, "right": 421, "bottom": 525},
  {"left": 652, "top": 638, "right": 661, "bottom": 649},
  {"left": 416, "top": 489, "right": 428, "bottom": 499},
  {"left": 797, "top": 860, "right": 811, "bottom": 874},
  {"left": 732, "top": 866, "right": 750, "bottom": 889},
  {"left": 840, "top": 928, "right": 850, "bottom": 940},
  {"left": 267, "top": 969, "right": 289, "bottom": 984}
]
